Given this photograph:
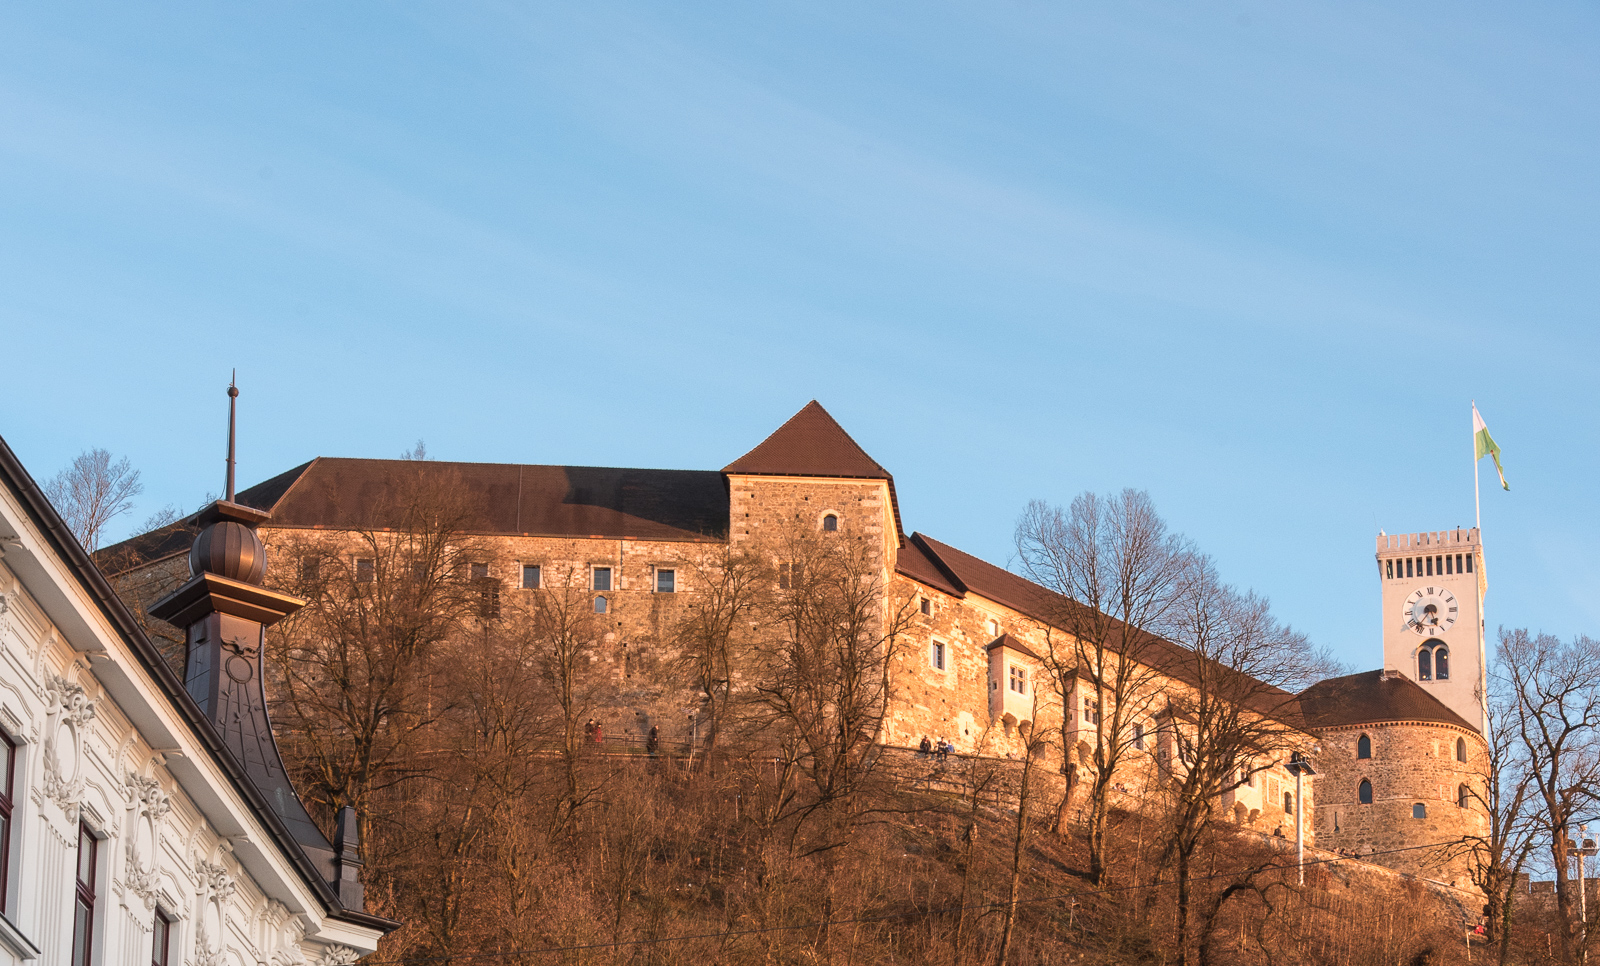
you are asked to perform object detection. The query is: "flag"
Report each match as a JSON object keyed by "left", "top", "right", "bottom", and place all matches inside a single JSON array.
[{"left": 1473, "top": 403, "right": 1509, "bottom": 491}]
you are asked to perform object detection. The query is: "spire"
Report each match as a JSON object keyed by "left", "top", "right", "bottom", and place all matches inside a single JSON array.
[{"left": 225, "top": 370, "right": 239, "bottom": 503}]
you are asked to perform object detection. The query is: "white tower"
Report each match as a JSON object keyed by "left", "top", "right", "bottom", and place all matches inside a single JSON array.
[{"left": 1377, "top": 529, "right": 1486, "bottom": 733}]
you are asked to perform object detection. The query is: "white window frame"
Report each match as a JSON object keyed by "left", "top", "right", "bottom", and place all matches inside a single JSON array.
[
  {"left": 1009, "top": 664, "right": 1027, "bottom": 695},
  {"left": 520, "top": 563, "right": 542, "bottom": 590},
  {"left": 930, "top": 639, "right": 946, "bottom": 672},
  {"left": 592, "top": 566, "right": 613, "bottom": 592},
  {"left": 654, "top": 568, "right": 676, "bottom": 593}
]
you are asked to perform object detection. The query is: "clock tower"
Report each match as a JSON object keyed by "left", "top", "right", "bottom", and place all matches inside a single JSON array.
[{"left": 1377, "top": 529, "right": 1486, "bottom": 732}]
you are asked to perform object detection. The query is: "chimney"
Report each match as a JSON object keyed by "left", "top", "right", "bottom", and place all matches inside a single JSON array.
[{"left": 333, "top": 806, "right": 365, "bottom": 908}]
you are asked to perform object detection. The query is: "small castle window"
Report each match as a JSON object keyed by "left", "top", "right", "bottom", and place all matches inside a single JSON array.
[
  {"left": 1456, "top": 737, "right": 1467, "bottom": 762},
  {"left": 355, "top": 557, "right": 375, "bottom": 583},
  {"left": 1466, "top": 553, "right": 1473, "bottom": 573},
  {"left": 1357, "top": 734, "right": 1372, "bottom": 759},
  {"left": 1406, "top": 558, "right": 1414, "bottom": 578},
  {"left": 822, "top": 514, "right": 838, "bottom": 532},
  {"left": 655, "top": 569, "right": 676, "bottom": 593},
  {"left": 931, "top": 640, "right": 946, "bottom": 671},
  {"left": 592, "top": 567, "right": 612, "bottom": 592},
  {"left": 1435, "top": 647, "right": 1449, "bottom": 680},
  {"left": 778, "top": 562, "right": 803, "bottom": 590},
  {"left": 1413, "top": 803, "right": 1427, "bottom": 819},
  {"left": 1444, "top": 554, "right": 1452, "bottom": 575},
  {"left": 522, "top": 564, "right": 541, "bottom": 590},
  {"left": 1133, "top": 722, "right": 1145, "bottom": 749},
  {"left": 301, "top": 557, "right": 320, "bottom": 581},
  {"left": 1426, "top": 556, "right": 1433, "bottom": 577},
  {"left": 1284, "top": 791, "right": 1294, "bottom": 815},
  {"left": 1456, "top": 553, "right": 1463, "bottom": 573},
  {"left": 1359, "top": 780, "right": 1373, "bottom": 804},
  {"left": 471, "top": 562, "right": 489, "bottom": 580},
  {"left": 1386, "top": 560, "right": 1393, "bottom": 579},
  {"left": 988, "top": 619, "right": 1000, "bottom": 638},
  {"left": 920, "top": 597, "right": 931, "bottom": 616},
  {"left": 1418, "top": 648, "right": 1432, "bottom": 681},
  {"left": 1009, "top": 665, "right": 1027, "bottom": 695},
  {"left": 594, "top": 595, "right": 608, "bottom": 614},
  {"left": 1458, "top": 784, "right": 1470, "bottom": 808}
]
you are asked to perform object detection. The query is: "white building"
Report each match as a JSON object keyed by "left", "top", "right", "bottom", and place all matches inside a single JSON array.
[{"left": 0, "top": 433, "right": 391, "bottom": 965}]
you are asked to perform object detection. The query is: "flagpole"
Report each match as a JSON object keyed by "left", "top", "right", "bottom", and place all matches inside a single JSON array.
[{"left": 1473, "top": 400, "right": 1481, "bottom": 532}]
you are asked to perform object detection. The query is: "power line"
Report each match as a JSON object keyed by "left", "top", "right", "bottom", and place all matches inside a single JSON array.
[{"left": 358, "top": 836, "right": 1472, "bottom": 964}]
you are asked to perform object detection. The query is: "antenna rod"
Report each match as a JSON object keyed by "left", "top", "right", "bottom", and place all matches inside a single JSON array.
[{"left": 226, "top": 370, "right": 239, "bottom": 503}]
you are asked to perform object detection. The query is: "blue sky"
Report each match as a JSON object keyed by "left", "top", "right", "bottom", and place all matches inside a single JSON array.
[{"left": 2, "top": 2, "right": 1596, "bottom": 672}]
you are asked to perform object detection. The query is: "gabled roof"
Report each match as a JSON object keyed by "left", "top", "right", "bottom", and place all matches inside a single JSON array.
[
  {"left": 1296, "top": 670, "right": 1476, "bottom": 732},
  {"left": 101, "top": 458, "right": 729, "bottom": 573},
  {"left": 723, "top": 401, "right": 891, "bottom": 479},
  {"left": 987, "top": 633, "right": 1043, "bottom": 661},
  {"left": 0, "top": 434, "right": 389, "bottom": 932}
]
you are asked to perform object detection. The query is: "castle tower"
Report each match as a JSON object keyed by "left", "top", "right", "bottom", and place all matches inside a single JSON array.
[{"left": 1376, "top": 529, "right": 1486, "bottom": 733}]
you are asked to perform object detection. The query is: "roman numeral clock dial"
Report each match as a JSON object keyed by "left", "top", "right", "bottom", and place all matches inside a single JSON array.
[{"left": 1403, "top": 587, "right": 1459, "bottom": 638}]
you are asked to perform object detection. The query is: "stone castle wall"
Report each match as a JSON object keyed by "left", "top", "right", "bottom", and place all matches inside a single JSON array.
[{"left": 1310, "top": 720, "right": 1489, "bottom": 888}]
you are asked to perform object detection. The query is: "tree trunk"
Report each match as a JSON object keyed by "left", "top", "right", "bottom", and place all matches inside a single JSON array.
[
  {"left": 1555, "top": 833, "right": 1578, "bottom": 964},
  {"left": 997, "top": 746, "right": 1036, "bottom": 966}
]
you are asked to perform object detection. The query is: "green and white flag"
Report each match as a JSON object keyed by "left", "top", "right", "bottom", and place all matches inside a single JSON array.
[{"left": 1473, "top": 403, "right": 1509, "bottom": 491}]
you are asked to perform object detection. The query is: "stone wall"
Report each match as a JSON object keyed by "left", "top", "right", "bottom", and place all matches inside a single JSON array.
[{"left": 1309, "top": 720, "right": 1489, "bottom": 888}]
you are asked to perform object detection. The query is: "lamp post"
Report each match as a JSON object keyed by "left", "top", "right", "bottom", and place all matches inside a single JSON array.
[
  {"left": 1568, "top": 824, "right": 1598, "bottom": 965},
  {"left": 1286, "top": 753, "right": 1317, "bottom": 886}
]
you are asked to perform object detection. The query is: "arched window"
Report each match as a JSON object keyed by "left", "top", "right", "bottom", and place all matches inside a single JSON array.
[
  {"left": 1435, "top": 646, "right": 1449, "bottom": 680},
  {"left": 1458, "top": 784, "right": 1470, "bottom": 809},
  {"left": 1412, "top": 803, "right": 1427, "bottom": 819},
  {"left": 1284, "top": 792, "right": 1294, "bottom": 815},
  {"left": 1357, "top": 734, "right": 1372, "bottom": 759},
  {"left": 1456, "top": 737, "right": 1467, "bottom": 763},
  {"left": 1418, "top": 648, "right": 1432, "bottom": 681},
  {"left": 1358, "top": 780, "right": 1373, "bottom": 804},
  {"left": 594, "top": 595, "right": 608, "bottom": 614},
  {"left": 821, "top": 514, "right": 838, "bottom": 532}
]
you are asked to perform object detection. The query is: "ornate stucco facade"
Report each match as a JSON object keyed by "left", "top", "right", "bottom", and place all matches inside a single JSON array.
[{"left": 0, "top": 436, "right": 391, "bottom": 965}]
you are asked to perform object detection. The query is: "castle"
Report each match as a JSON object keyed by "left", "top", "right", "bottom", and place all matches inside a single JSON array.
[{"left": 104, "top": 401, "right": 1492, "bottom": 888}]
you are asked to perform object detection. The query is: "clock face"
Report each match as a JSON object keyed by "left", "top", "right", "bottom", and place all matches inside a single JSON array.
[{"left": 1404, "top": 587, "right": 1459, "bottom": 638}]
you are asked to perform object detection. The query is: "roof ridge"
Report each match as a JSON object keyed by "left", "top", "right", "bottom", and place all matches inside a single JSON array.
[{"left": 722, "top": 400, "right": 891, "bottom": 479}]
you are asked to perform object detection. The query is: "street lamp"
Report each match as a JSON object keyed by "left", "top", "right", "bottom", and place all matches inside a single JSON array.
[
  {"left": 1568, "top": 824, "right": 1598, "bottom": 964},
  {"left": 1286, "top": 753, "right": 1317, "bottom": 886}
]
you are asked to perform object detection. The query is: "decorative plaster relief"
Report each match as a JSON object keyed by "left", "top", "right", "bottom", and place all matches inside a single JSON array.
[
  {"left": 42, "top": 673, "right": 95, "bottom": 823},
  {"left": 124, "top": 773, "right": 171, "bottom": 906},
  {"left": 194, "top": 858, "right": 238, "bottom": 966},
  {"left": 317, "top": 945, "right": 361, "bottom": 966}
]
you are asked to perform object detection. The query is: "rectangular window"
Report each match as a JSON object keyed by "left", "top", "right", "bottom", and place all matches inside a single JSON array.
[
  {"left": 300, "top": 557, "right": 319, "bottom": 581},
  {"left": 72, "top": 822, "right": 96, "bottom": 966},
  {"left": 0, "top": 731, "right": 12, "bottom": 913},
  {"left": 1406, "top": 558, "right": 1414, "bottom": 578},
  {"left": 778, "top": 562, "right": 803, "bottom": 590},
  {"left": 1445, "top": 555, "right": 1452, "bottom": 575},
  {"left": 592, "top": 567, "right": 612, "bottom": 592},
  {"left": 521, "top": 564, "right": 541, "bottom": 590},
  {"left": 931, "top": 640, "right": 946, "bottom": 671},
  {"left": 920, "top": 597, "right": 931, "bottom": 616},
  {"left": 1456, "top": 553, "right": 1463, "bottom": 574},
  {"left": 355, "top": 557, "right": 375, "bottom": 583},
  {"left": 1426, "top": 556, "right": 1433, "bottom": 576},
  {"left": 1009, "top": 665, "right": 1026, "bottom": 694},
  {"left": 655, "top": 569, "right": 676, "bottom": 593},
  {"left": 1466, "top": 553, "right": 1473, "bottom": 573},
  {"left": 1386, "top": 560, "right": 1393, "bottom": 579},
  {"left": 1133, "top": 722, "right": 1145, "bottom": 749},
  {"left": 470, "top": 562, "right": 489, "bottom": 580},
  {"left": 152, "top": 908, "right": 173, "bottom": 966}
]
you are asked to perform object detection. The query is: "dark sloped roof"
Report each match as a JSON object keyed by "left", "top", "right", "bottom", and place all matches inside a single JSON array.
[
  {"left": 987, "top": 633, "right": 1042, "bottom": 661},
  {"left": 896, "top": 534, "right": 966, "bottom": 597},
  {"left": 909, "top": 532, "right": 1299, "bottom": 721},
  {"left": 100, "top": 458, "right": 729, "bottom": 572},
  {"left": 724, "top": 401, "right": 892, "bottom": 479},
  {"left": 1296, "top": 670, "right": 1476, "bottom": 731}
]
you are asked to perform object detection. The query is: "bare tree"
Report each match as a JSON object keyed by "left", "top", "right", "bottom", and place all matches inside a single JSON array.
[
  {"left": 670, "top": 544, "right": 768, "bottom": 774},
  {"left": 1458, "top": 684, "right": 1541, "bottom": 966},
  {"left": 997, "top": 694, "right": 1047, "bottom": 966},
  {"left": 1152, "top": 556, "right": 1324, "bottom": 966},
  {"left": 45, "top": 448, "right": 143, "bottom": 552},
  {"left": 1015, "top": 490, "right": 1194, "bottom": 884},
  {"left": 508, "top": 550, "right": 612, "bottom": 829},
  {"left": 266, "top": 469, "right": 485, "bottom": 840},
  {"left": 1498, "top": 628, "right": 1600, "bottom": 965},
  {"left": 750, "top": 523, "right": 916, "bottom": 853}
]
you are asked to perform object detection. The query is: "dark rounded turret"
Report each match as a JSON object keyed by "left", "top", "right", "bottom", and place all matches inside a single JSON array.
[{"left": 190, "top": 519, "right": 267, "bottom": 584}]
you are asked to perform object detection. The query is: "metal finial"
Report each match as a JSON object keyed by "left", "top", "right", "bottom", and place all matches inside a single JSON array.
[{"left": 226, "top": 370, "right": 238, "bottom": 503}]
